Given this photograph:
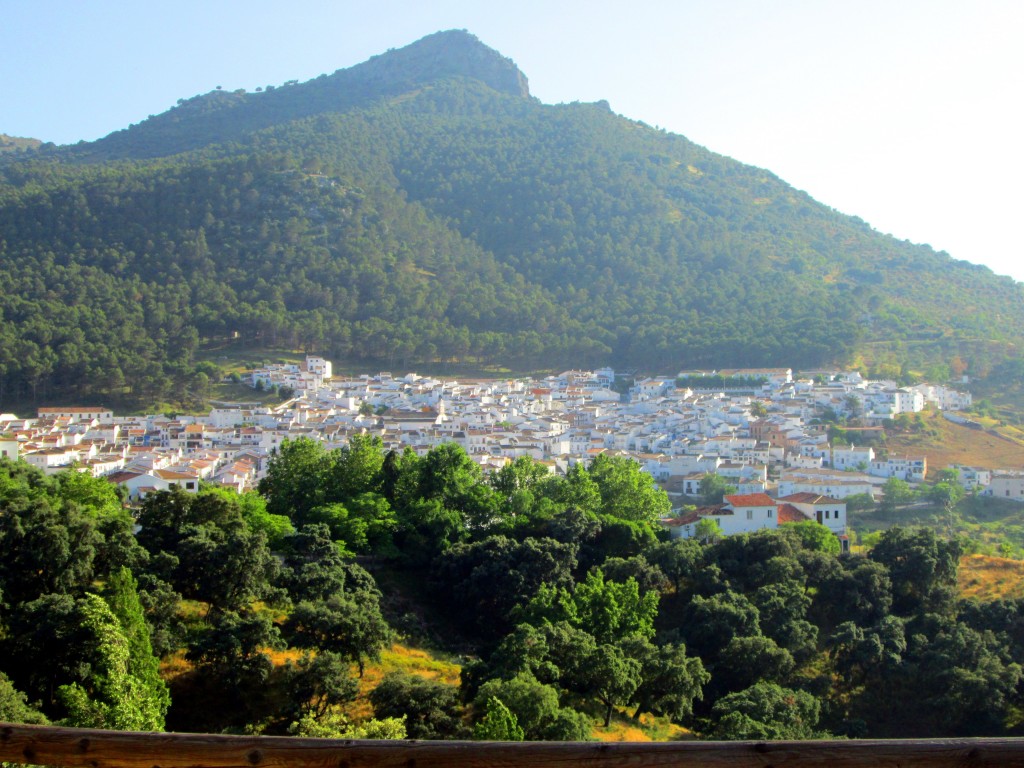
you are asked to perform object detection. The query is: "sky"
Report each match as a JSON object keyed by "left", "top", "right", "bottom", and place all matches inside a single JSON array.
[{"left": 2, "top": 0, "right": 1022, "bottom": 282}]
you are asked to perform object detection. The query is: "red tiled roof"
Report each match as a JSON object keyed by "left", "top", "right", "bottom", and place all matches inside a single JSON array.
[
  {"left": 106, "top": 470, "right": 143, "bottom": 484},
  {"left": 725, "top": 493, "right": 777, "bottom": 507},
  {"left": 778, "top": 503, "right": 812, "bottom": 524},
  {"left": 662, "top": 510, "right": 701, "bottom": 527}
]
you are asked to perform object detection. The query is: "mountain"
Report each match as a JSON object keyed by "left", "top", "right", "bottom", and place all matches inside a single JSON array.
[
  {"left": 69, "top": 30, "right": 529, "bottom": 161},
  {"left": 0, "top": 134, "right": 42, "bottom": 154},
  {"left": 1, "top": 30, "right": 1021, "bottom": 407}
]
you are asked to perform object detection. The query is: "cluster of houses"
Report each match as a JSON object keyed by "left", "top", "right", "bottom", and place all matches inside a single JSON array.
[{"left": 2, "top": 359, "right": 1022, "bottom": 547}]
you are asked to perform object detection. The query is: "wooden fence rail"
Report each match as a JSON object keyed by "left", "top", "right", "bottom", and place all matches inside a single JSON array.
[{"left": 4, "top": 723, "right": 1024, "bottom": 768}]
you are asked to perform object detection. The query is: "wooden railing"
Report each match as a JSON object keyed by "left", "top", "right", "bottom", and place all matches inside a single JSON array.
[{"left": 4, "top": 724, "right": 1024, "bottom": 768}]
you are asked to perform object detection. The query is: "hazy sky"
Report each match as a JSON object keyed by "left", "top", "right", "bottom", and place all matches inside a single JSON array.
[{"left": 3, "top": 0, "right": 1021, "bottom": 281}]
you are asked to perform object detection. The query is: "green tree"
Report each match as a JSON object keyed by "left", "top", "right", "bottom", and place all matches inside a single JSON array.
[
  {"left": 845, "top": 493, "right": 876, "bottom": 512},
  {"left": 258, "top": 437, "right": 332, "bottom": 524},
  {"left": 782, "top": 520, "right": 840, "bottom": 554},
  {"left": 913, "top": 624, "right": 1022, "bottom": 735},
  {"left": 394, "top": 497, "right": 467, "bottom": 565},
  {"left": 619, "top": 637, "right": 708, "bottom": 721},
  {"left": 571, "top": 569, "right": 659, "bottom": 644},
  {"left": 416, "top": 442, "right": 488, "bottom": 516},
  {"left": 830, "top": 616, "right": 906, "bottom": 690},
  {"left": 711, "top": 681, "right": 824, "bottom": 740},
  {"left": 307, "top": 493, "right": 397, "bottom": 555},
  {"left": 712, "top": 635, "right": 795, "bottom": 696},
  {"left": 869, "top": 527, "right": 961, "bottom": 616},
  {"left": 0, "top": 492, "right": 101, "bottom": 604},
  {"left": 926, "top": 480, "right": 965, "bottom": 512},
  {"left": 433, "top": 535, "right": 577, "bottom": 641},
  {"left": 284, "top": 651, "right": 359, "bottom": 720},
  {"left": 136, "top": 488, "right": 278, "bottom": 614},
  {"left": 472, "top": 696, "right": 525, "bottom": 741},
  {"left": 331, "top": 434, "right": 386, "bottom": 501},
  {"left": 694, "top": 517, "right": 723, "bottom": 544},
  {"left": 646, "top": 538, "right": 703, "bottom": 592},
  {"left": 475, "top": 672, "right": 590, "bottom": 741},
  {"left": 682, "top": 591, "right": 760, "bottom": 659},
  {"left": 102, "top": 568, "right": 171, "bottom": 730},
  {"left": 699, "top": 474, "right": 736, "bottom": 505},
  {"left": 206, "top": 487, "right": 293, "bottom": 549},
  {"left": 579, "top": 643, "right": 642, "bottom": 727},
  {"left": 492, "top": 456, "right": 551, "bottom": 495},
  {"left": 548, "top": 462, "right": 602, "bottom": 517},
  {"left": 280, "top": 523, "right": 350, "bottom": 603},
  {"left": 588, "top": 454, "right": 671, "bottom": 525},
  {"left": 752, "top": 581, "right": 818, "bottom": 661},
  {"left": 56, "top": 594, "right": 166, "bottom": 730},
  {"left": 369, "top": 672, "right": 465, "bottom": 740},
  {"left": 0, "top": 671, "right": 48, "bottom": 724},
  {"left": 289, "top": 711, "right": 407, "bottom": 739},
  {"left": 599, "top": 555, "right": 669, "bottom": 595},
  {"left": 178, "top": 609, "right": 283, "bottom": 732},
  {"left": 818, "top": 557, "right": 893, "bottom": 628},
  {"left": 285, "top": 593, "right": 391, "bottom": 677},
  {"left": 880, "top": 477, "right": 915, "bottom": 511}
]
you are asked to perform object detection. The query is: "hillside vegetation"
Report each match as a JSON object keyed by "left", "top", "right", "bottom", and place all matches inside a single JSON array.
[
  {"left": 0, "top": 134, "right": 42, "bottom": 154},
  {"left": 1, "top": 31, "right": 1022, "bottom": 409},
  {"left": 959, "top": 555, "right": 1024, "bottom": 601},
  {"left": 5, "top": 443, "right": 1024, "bottom": 740},
  {"left": 882, "top": 411, "right": 1024, "bottom": 473}
]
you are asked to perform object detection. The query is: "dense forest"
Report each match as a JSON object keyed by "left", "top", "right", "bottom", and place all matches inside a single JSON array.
[
  {"left": 1, "top": 31, "right": 1023, "bottom": 407},
  {"left": 3, "top": 441, "right": 1024, "bottom": 740}
]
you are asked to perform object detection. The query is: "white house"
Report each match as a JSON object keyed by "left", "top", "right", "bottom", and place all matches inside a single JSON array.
[
  {"left": 0, "top": 434, "right": 20, "bottom": 461},
  {"left": 868, "top": 456, "right": 927, "bottom": 482},
  {"left": 777, "top": 492, "right": 847, "bottom": 536},
  {"left": 951, "top": 465, "right": 991, "bottom": 491},
  {"left": 662, "top": 493, "right": 779, "bottom": 539},
  {"left": 830, "top": 444, "right": 875, "bottom": 470},
  {"left": 990, "top": 472, "right": 1024, "bottom": 502},
  {"left": 37, "top": 406, "right": 113, "bottom": 422},
  {"left": 306, "top": 356, "right": 332, "bottom": 380},
  {"left": 777, "top": 468, "right": 878, "bottom": 500},
  {"left": 108, "top": 468, "right": 201, "bottom": 500}
]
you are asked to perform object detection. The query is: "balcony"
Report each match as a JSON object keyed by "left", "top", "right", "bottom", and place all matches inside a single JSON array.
[{"left": 3, "top": 723, "right": 1024, "bottom": 768}]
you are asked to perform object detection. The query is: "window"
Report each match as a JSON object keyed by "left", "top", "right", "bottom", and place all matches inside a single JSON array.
[
  {"left": 767, "top": 509, "right": 773, "bottom": 518},
  {"left": 746, "top": 510, "right": 753, "bottom": 520}
]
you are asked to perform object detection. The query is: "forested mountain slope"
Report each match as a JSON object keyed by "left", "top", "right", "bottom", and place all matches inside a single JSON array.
[{"left": 1, "top": 30, "right": 1021, "bottom": 405}]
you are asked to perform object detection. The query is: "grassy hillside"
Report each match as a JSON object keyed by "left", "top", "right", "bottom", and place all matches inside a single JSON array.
[
  {"left": 959, "top": 554, "right": 1024, "bottom": 601},
  {"left": 852, "top": 495, "right": 1024, "bottom": 559},
  {"left": 883, "top": 410, "right": 1024, "bottom": 473}
]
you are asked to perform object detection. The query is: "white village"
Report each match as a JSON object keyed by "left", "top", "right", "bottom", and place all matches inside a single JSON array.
[{"left": 3, "top": 358, "right": 1020, "bottom": 549}]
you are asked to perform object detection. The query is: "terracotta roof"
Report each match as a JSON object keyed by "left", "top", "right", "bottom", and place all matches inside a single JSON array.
[
  {"left": 154, "top": 469, "right": 199, "bottom": 480},
  {"left": 725, "top": 493, "right": 777, "bottom": 507},
  {"left": 661, "top": 510, "right": 701, "bottom": 527},
  {"left": 778, "top": 503, "right": 812, "bottom": 523}
]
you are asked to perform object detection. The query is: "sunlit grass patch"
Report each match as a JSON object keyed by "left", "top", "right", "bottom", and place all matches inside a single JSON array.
[{"left": 959, "top": 554, "right": 1024, "bottom": 601}]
